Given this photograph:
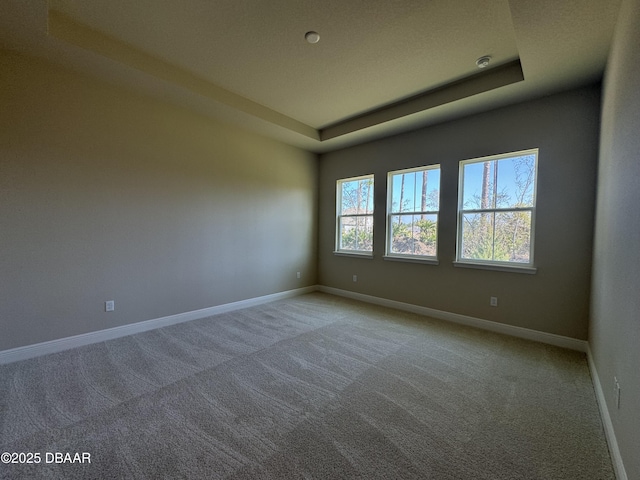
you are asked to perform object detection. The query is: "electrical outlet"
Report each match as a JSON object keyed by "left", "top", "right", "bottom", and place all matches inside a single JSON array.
[
  {"left": 614, "top": 377, "right": 621, "bottom": 409},
  {"left": 296, "top": 271, "right": 301, "bottom": 279},
  {"left": 105, "top": 300, "right": 115, "bottom": 312},
  {"left": 353, "top": 275, "right": 358, "bottom": 282},
  {"left": 490, "top": 297, "right": 498, "bottom": 307}
]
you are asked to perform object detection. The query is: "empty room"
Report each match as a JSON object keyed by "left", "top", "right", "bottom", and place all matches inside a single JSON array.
[{"left": 1, "top": 0, "right": 638, "bottom": 479}]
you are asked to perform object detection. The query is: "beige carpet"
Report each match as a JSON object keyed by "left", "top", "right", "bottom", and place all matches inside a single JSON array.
[{"left": 0, "top": 293, "right": 614, "bottom": 479}]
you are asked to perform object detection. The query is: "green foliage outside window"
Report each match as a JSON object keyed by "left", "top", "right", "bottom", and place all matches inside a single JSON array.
[
  {"left": 337, "top": 176, "right": 374, "bottom": 253},
  {"left": 459, "top": 152, "right": 537, "bottom": 265}
]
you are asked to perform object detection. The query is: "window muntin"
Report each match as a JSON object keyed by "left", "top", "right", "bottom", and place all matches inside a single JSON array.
[
  {"left": 386, "top": 165, "right": 440, "bottom": 260},
  {"left": 336, "top": 175, "right": 374, "bottom": 254},
  {"left": 457, "top": 149, "right": 538, "bottom": 266}
]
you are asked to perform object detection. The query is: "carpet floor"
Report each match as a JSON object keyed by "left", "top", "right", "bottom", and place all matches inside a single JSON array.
[{"left": 0, "top": 293, "right": 614, "bottom": 479}]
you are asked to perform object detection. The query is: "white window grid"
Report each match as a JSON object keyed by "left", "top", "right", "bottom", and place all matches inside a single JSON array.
[
  {"left": 386, "top": 164, "right": 440, "bottom": 260},
  {"left": 335, "top": 174, "right": 375, "bottom": 254},
  {"left": 456, "top": 148, "right": 538, "bottom": 268}
]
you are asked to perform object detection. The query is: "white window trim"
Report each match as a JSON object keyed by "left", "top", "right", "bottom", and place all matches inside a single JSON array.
[
  {"left": 383, "top": 255, "right": 439, "bottom": 265},
  {"left": 453, "top": 261, "right": 537, "bottom": 274},
  {"left": 333, "top": 251, "right": 374, "bottom": 259},
  {"left": 335, "top": 174, "right": 375, "bottom": 255},
  {"left": 455, "top": 148, "right": 538, "bottom": 270},
  {"left": 386, "top": 164, "right": 441, "bottom": 261}
]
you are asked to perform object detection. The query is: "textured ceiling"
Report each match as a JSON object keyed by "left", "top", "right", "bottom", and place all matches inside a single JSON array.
[{"left": 0, "top": 0, "right": 622, "bottom": 153}]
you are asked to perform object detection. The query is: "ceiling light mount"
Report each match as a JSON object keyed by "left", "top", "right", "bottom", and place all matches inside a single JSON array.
[
  {"left": 476, "top": 56, "right": 491, "bottom": 69},
  {"left": 305, "top": 31, "right": 320, "bottom": 44}
]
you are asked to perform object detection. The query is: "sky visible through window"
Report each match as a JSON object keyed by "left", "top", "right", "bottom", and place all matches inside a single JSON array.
[
  {"left": 462, "top": 154, "right": 536, "bottom": 209},
  {"left": 458, "top": 152, "right": 537, "bottom": 265},
  {"left": 338, "top": 176, "right": 374, "bottom": 252},
  {"left": 390, "top": 168, "right": 441, "bottom": 215}
]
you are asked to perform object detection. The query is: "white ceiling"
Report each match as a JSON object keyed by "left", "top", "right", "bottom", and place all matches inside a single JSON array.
[{"left": 0, "top": 0, "right": 622, "bottom": 153}]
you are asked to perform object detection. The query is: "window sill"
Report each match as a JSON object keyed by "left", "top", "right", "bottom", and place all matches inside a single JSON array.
[
  {"left": 453, "top": 261, "right": 537, "bottom": 274},
  {"left": 383, "top": 255, "right": 439, "bottom": 265},
  {"left": 333, "top": 251, "right": 374, "bottom": 259}
]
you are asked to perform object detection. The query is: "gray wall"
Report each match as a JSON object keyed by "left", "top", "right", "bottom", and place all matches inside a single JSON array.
[
  {"left": 0, "top": 50, "right": 318, "bottom": 351},
  {"left": 319, "top": 86, "right": 601, "bottom": 340},
  {"left": 590, "top": 0, "right": 640, "bottom": 476}
]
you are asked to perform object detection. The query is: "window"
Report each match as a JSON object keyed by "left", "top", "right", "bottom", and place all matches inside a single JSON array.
[
  {"left": 386, "top": 165, "right": 441, "bottom": 261},
  {"left": 456, "top": 149, "right": 538, "bottom": 269},
  {"left": 336, "top": 175, "right": 374, "bottom": 255}
]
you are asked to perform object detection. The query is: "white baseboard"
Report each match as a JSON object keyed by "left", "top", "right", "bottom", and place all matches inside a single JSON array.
[
  {"left": 0, "top": 286, "right": 318, "bottom": 365},
  {"left": 0, "top": 284, "right": 587, "bottom": 360},
  {"left": 3, "top": 284, "right": 622, "bottom": 477},
  {"left": 587, "top": 346, "right": 628, "bottom": 480},
  {"left": 317, "top": 286, "right": 588, "bottom": 352}
]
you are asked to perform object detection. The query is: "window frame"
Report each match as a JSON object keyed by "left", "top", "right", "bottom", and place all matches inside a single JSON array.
[
  {"left": 385, "top": 164, "right": 441, "bottom": 263},
  {"left": 335, "top": 174, "right": 375, "bottom": 257},
  {"left": 455, "top": 149, "right": 538, "bottom": 272}
]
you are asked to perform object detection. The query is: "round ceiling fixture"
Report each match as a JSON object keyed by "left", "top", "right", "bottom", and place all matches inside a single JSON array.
[
  {"left": 476, "top": 56, "right": 491, "bottom": 69},
  {"left": 305, "top": 31, "right": 320, "bottom": 44}
]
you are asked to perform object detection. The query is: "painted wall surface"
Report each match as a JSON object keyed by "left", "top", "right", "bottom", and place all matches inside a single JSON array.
[
  {"left": 319, "top": 86, "right": 600, "bottom": 340},
  {"left": 0, "top": 51, "right": 318, "bottom": 351},
  {"left": 590, "top": 0, "right": 640, "bottom": 476}
]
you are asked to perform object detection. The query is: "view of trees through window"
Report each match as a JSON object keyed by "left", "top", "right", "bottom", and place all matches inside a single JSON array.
[
  {"left": 335, "top": 150, "right": 537, "bottom": 265},
  {"left": 388, "top": 166, "right": 440, "bottom": 258},
  {"left": 337, "top": 176, "right": 374, "bottom": 252},
  {"left": 458, "top": 151, "right": 537, "bottom": 264}
]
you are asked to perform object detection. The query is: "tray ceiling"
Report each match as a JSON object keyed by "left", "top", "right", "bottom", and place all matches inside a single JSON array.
[{"left": 0, "top": 0, "right": 622, "bottom": 152}]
